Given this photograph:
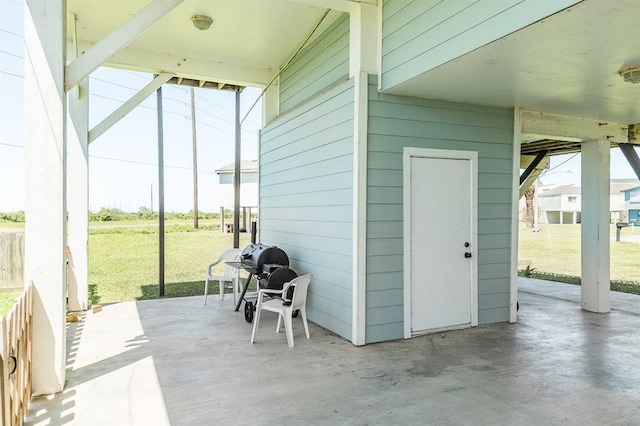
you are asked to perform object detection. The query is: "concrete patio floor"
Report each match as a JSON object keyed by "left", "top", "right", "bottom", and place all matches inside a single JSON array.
[{"left": 25, "top": 279, "right": 640, "bottom": 425}]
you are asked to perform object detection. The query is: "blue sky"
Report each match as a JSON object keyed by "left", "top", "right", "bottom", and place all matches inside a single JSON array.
[{"left": 1, "top": 0, "right": 637, "bottom": 213}]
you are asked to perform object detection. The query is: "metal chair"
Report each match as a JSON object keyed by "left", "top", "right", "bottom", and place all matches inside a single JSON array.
[
  {"left": 204, "top": 248, "right": 242, "bottom": 306},
  {"left": 250, "top": 274, "right": 312, "bottom": 348}
]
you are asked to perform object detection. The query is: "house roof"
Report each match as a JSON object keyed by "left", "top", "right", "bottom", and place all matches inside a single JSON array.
[
  {"left": 612, "top": 179, "right": 640, "bottom": 193},
  {"left": 621, "top": 185, "right": 640, "bottom": 193},
  {"left": 215, "top": 160, "right": 258, "bottom": 174},
  {"left": 538, "top": 185, "right": 581, "bottom": 197},
  {"left": 538, "top": 179, "right": 640, "bottom": 196}
]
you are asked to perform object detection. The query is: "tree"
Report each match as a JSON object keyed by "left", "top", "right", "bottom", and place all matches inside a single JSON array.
[{"left": 524, "top": 185, "right": 535, "bottom": 228}]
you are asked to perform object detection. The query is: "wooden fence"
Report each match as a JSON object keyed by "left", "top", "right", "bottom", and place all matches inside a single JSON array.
[
  {"left": 0, "top": 233, "right": 24, "bottom": 290},
  {"left": 1, "top": 283, "right": 33, "bottom": 426}
]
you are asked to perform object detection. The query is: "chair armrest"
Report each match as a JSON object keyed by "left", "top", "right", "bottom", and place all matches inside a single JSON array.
[
  {"left": 258, "top": 288, "right": 285, "bottom": 296},
  {"left": 206, "top": 260, "right": 222, "bottom": 276},
  {"left": 280, "top": 281, "right": 296, "bottom": 302},
  {"left": 256, "top": 287, "right": 285, "bottom": 302}
]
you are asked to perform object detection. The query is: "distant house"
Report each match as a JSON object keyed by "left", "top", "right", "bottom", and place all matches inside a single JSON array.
[
  {"left": 536, "top": 179, "right": 639, "bottom": 224},
  {"left": 622, "top": 185, "right": 640, "bottom": 223},
  {"left": 215, "top": 160, "right": 258, "bottom": 231},
  {"left": 537, "top": 184, "right": 582, "bottom": 224}
]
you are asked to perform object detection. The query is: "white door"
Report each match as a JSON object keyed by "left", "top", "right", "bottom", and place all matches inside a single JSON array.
[{"left": 408, "top": 153, "right": 476, "bottom": 334}]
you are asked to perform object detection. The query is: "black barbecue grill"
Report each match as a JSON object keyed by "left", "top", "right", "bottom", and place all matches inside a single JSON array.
[{"left": 227, "top": 243, "right": 298, "bottom": 322}]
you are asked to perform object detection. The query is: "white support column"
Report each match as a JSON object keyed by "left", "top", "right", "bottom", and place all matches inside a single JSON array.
[
  {"left": 25, "top": 0, "right": 67, "bottom": 394},
  {"left": 510, "top": 108, "right": 522, "bottom": 323},
  {"left": 349, "top": 2, "right": 377, "bottom": 77},
  {"left": 581, "top": 140, "right": 610, "bottom": 313},
  {"left": 66, "top": 12, "right": 89, "bottom": 312},
  {"left": 67, "top": 78, "right": 89, "bottom": 312},
  {"left": 350, "top": 2, "right": 377, "bottom": 345},
  {"left": 262, "top": 79, "right": 279, "bottom": 126}
]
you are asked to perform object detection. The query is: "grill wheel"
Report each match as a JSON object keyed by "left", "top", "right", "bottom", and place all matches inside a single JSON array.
[{"left": 244, "top": 301, "right": 254, "bottom": 323}]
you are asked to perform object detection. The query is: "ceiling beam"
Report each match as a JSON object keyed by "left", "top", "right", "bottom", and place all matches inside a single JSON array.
[
  {"left": 522, "top": 110, "right": 628, "bottom": 144},
  {"left": 65, "top": 0, "right": 184, "bottom": 91},
  {"left": 88, "top": 72, "right": 174, "bottom": 144},
  {"left": 285, "top": 0, "right": 377, "bottom": 13},
  {"left": 89, "top": 42, "right": 273, "bottom": 87}
]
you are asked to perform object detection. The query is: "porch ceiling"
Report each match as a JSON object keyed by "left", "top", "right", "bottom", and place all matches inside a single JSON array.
[
  {"left": 385, "top": 0, "right": 640, "bottom": 130},
  {"left": 66, "top": 0, "right": 356, "bottom": 87},
  {"left": 67, "top": 1, "right": 640, "bottom": 157}
]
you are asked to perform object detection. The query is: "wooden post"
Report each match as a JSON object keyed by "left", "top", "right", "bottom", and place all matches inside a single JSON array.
[
  {"left": 0, "top": 234, "right": 24, "bottom": 289},
  {"left": 1, "top": 316, "right": 9, "bottom": 426}
]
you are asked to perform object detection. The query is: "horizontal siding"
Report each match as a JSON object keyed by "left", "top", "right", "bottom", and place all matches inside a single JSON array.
[
  {"left": 365, "top": 75, "right": 514, "bottom": 343},
  {"left": 280, "top": 13, "right": 350, "bottom": 114},
  {"left": 260, "top": 78, "right": 355, "bottom": 341},
  {"left": 381, "top": 0, "right": 580, "bottom": 90}
]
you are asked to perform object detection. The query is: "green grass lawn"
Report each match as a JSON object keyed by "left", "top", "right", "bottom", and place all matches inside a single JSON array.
[
  {"left": 518, "top": 223, "right": 640, "bottom": 293},
  {"left": 89, "top": 225, "right": 253, "bottom": 303},
  {"left": 3, "top": 220, "right": 639, "bottom": 316},
  {"left": 0, "top": 290, "right": 21, "bottom": 316}
]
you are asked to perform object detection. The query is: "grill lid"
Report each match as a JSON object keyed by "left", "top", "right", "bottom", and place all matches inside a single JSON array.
[{"left": 241, "top": 243, "right": 289, "bottom": 272}]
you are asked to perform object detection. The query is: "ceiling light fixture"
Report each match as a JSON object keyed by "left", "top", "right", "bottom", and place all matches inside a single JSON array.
[
  {"left": 191, "top": 15, "right": 213, "bottom": 31},
  {"left": 619, "top": 65, "right": 640, "bottom": 84}
]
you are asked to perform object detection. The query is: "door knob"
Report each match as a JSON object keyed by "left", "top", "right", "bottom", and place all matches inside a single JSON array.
[{"left": 464, "top": 252, "right": 472, "bottom": 258}]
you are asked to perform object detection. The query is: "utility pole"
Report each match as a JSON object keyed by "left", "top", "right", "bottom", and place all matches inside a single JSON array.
[{"left": 190, "top": 87, "right": 199, "bottom": 228}]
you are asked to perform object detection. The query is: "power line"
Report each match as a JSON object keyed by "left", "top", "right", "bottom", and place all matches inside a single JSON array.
[
  {"left": 195, "top": 93, "right": 234, "bottom": 115},
  {"left": 0, "top": 70, "right": 23, "bottom": 79},
  {"left": 541, "top": 153, "right": 579, "bottom": 176},
  {"left": 0, "top": 49, "right": 23, "bottom": 59},
  {"left": 90, "top": 76, "right": 190, "bottom": 105},
  {"left": 194, "top": 119, "right": 258, "bottom": 145},
  {"left": 0, "top": 28, "right": 23, "bottom": 38},
  {"left": 4, "top": 0, "right": 24, "bottom": 7},
  {"left": 90, "top": 77, "right": 248, "bottom": 123},
  {"left": 90, "top": 154, "right": 217, "bottom": 174},
  {"left": 196, "top": 93, "right": 260, "bottom": 128},
  {"left": 89, "top": 92, "right": 255, "bottom": 143},
  {"left": 195, "top": 105, "right": 234, "bottom": 125},
  {"left": 0, "top": 142, "right": 24, "bottom": 148},
  {"left": 90, "top": 93, "right": 188, "bottom": 118}
]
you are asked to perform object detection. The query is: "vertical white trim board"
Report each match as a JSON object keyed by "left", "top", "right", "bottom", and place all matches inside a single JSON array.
[
  {"left": 352, "top": 72, "right": 368, "bottom": 345},
  {"left": 510, "top": 108, "right": 522, "bottom": 323}
]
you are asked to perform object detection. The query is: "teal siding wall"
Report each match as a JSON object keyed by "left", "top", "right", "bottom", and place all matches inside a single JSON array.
[
  {"left": 365, "top": 75, "right": 514, "bottom": 343},
  {"left": 381, "top": 0, "right": 580, "bottom": 90},
  {"left": 279, "top": 13, "right": 349, "bottom": 114},
  {"left": 260, "top": 79, "right": 355, "bottom": 341}
]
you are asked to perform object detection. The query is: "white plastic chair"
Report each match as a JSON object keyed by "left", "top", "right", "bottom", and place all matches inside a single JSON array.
[
  {"left": 204, "top": 248, "right": 242, "bottom": 306},
  {"left": 250, "top": 274, "right": 312, "bottom": 348}
]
